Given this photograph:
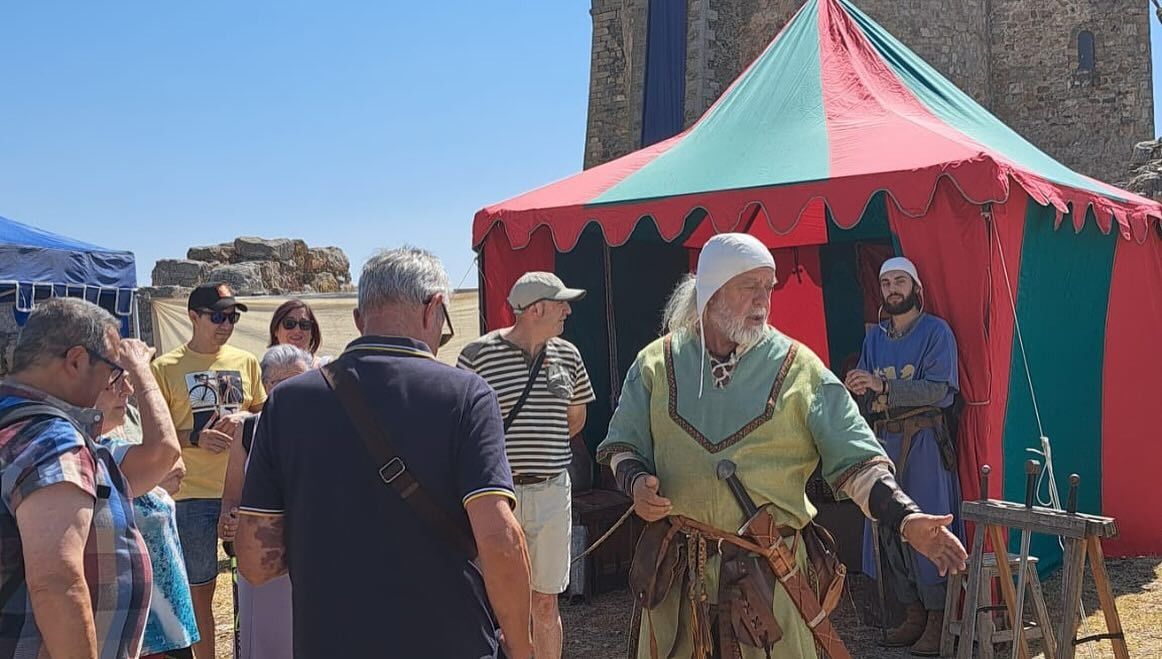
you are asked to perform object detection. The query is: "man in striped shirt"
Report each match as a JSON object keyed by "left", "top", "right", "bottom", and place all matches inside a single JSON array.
[{"left": 458, "top": 271, "right": 596, "bottom": 659}]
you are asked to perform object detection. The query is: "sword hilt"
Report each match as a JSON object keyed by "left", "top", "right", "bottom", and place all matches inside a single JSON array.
[
  {"left": 979, "top": 464, "right": 991, "bottom": 501},
  {"left": 1023, "top": 460, "right": 1040, "bottom": 509},
  {"left": 716, "top": 459, "right": 761, "bottom": 519},
  {"left": 1067, "top": 474, "right": 1080, "bottom": 514}
]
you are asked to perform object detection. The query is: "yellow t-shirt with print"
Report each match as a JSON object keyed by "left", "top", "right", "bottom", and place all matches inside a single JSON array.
[{"left": 151, "top": 343, "right": 266, "bottom": 500}]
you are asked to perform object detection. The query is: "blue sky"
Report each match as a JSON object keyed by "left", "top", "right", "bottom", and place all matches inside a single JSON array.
[
  {"left": 0, "top": 2, "right": 592, "bottom": 288},
  {"left": 2, "top": 3, "right": 1160, "bottom": 289}
]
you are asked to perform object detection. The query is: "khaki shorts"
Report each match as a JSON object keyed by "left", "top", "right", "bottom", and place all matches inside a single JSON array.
[{"left": 514, "top": 471, "right": 572, "bottom": 594}]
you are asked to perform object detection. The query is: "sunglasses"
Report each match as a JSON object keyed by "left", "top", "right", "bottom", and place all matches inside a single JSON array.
[
  {"left": 85, "top": 348, "right": 126, "bottom": 386},
  {"left": 199, "top": 309, "right": 241, "bottom": 325},
  {"left": 280, "top": 318, "right": 315, "bottom": 332},
  {"left": 424, "top": 297, "right": 455, "bottom": 348}
]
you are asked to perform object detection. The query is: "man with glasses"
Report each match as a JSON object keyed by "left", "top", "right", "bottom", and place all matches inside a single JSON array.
[
  {"left": 0, "top": 298, "right": 181, "bottom": 658},
  {"left": 457, "top": 271, "right": 596, "bottom": 659},
  {"left": 151, "top": 282, "right": 266, "bottom": 659},
  {"left": 235, "top": 246, "right": 533, "bottom": 659}
]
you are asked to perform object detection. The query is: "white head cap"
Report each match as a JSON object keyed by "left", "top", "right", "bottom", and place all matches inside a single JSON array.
[
  {"left": 692, "top": 233, "right": 775, "bottom": 398},
  {"left": 695, "top": 233, "right": 776, "bottom": 321},
  {"left": 879, "top": 256, "right": 922, "bottom": 289}
]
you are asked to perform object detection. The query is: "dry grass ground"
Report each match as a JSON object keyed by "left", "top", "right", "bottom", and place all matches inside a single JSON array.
[{"left": 211, "top": 556, "right": 1161, "bottom": 658}]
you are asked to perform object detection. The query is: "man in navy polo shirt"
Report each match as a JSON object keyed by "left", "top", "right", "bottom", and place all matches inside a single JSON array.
[{"left": 235, "top": 246, "right": 533, "bottom": 659}]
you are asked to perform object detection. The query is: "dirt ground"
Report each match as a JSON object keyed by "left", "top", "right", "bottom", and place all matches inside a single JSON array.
[{"left": 212, "top": 557, "right": 1161, "bottom": 658}]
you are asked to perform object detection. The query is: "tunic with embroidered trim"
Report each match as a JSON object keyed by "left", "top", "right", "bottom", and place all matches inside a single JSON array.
[{"left": 597, "top": 327, "right": 888, "bottom": 659}]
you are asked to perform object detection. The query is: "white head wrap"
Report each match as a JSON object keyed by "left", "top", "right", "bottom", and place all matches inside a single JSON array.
[
  {"left": 879, "top": 256, "right": 922, "bottom": 288},
  {"left": 693, "top": 233, "right": 776, "bottom": 396}
]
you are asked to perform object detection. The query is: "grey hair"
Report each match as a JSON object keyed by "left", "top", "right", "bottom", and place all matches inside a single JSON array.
[
  {"left": 260, "top": 344, "right": 313, "bottom": 384},
  {"left": 660, "top": 274, "right": 699, "bottom": 336},
  {"left": 11, "top": 298, "right": 120, "bottom": 373},
  {"left": 358, "top": 246, "right": 453, "bottom": 311}
]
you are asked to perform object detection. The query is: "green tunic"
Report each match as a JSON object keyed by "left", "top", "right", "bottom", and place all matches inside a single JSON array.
[{"left": 598, "top": 328, "right": 887, "bottom": 658}]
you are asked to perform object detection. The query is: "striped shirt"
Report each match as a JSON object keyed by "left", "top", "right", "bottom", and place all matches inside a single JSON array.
[
  {"left": 0, "top": 382, "right": 151, "bottom": 659},
  {"left": 458, "top": 331, "right": 596, "bottom": 475}
]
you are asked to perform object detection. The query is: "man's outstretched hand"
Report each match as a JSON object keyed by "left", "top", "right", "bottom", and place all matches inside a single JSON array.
[{"left": 902, "top": 514, "right": 968, "bottom": 576}]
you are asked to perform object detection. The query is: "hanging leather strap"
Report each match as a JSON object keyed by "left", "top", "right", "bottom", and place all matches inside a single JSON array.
[
  {"left": 503, "top": 349, "right": 546, "bottom": 433},
  {"left": 322, "top": 359, "right": 478, "bottom": 560}
]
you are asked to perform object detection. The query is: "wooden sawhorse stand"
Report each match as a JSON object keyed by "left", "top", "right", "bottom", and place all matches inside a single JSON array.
[{"left": 955, "top": 497, "right": 1126, "bottom": 659}]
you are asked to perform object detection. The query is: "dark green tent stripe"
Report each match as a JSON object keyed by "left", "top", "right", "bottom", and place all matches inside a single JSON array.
[{"left": 1000, "top": 203, "right": 1115, "bottom": 574}]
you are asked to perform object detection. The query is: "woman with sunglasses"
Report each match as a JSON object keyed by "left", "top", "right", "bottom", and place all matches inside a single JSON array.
[
  {"left": 95, "top": 376, "right": 200, "bottom": 659},
  {"left": 268, "top": 300, "right": 330, "bottom": 365}
]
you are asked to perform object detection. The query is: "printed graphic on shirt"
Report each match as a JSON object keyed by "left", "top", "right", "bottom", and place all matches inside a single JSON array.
[{"left": 185, "top": 370, "right": 243, "bottom": 444}]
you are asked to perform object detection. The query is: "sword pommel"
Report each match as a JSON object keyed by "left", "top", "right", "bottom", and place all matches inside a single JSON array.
[
  {"left": 1066, "top": 474, "right": 1080, "bottom": 515},
  {"left": 979, "top": 464, "right": 991, "bottom": 501},
  {"left": 717, "top": 459, "right": 761, "bottom": 520}
]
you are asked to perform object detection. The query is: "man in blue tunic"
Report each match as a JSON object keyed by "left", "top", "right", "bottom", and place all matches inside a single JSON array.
[{"left": 845, "top": 256, "right": 963, "bottom": 657}]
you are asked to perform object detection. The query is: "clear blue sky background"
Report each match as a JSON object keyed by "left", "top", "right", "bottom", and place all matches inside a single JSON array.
[{"left": 2, "top": 3, "right": 1160, "bottom": 289}]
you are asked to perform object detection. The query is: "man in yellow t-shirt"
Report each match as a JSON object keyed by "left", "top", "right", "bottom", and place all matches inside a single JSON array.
[{"left": 151, "top": 282, "right": 265, "bottom": 659}]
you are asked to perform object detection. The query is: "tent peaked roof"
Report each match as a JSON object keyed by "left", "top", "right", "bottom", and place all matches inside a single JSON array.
[
  {"left": 0, "top": 214, "right": 136, "bottom": 290},
  {"left": 475, "top": 0, "right": 1162, "bottom": 252}
]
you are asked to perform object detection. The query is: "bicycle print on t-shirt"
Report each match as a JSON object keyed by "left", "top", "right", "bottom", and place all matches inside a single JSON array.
[{"left": 185, "top": 370, "right": 244, "bottom": 445}]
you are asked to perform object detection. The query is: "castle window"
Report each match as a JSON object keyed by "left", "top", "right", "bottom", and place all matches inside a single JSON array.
[{"left": 1077, "top": 31, "right": 1096, "bottom": 71}]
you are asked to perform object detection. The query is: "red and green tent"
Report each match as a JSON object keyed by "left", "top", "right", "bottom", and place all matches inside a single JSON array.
[{"left": 472, "top": 0, "right": 1162, "bottom": 564}]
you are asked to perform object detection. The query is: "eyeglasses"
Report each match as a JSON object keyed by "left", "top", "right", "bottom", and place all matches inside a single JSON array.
[
  {"left": 199, "top": 309, "right": 241, "bottom": 325},
  {"left": 85, "top": 348, "right": 126, "bottom": 386},
  {"left": 423, "top": 297, "right": 455, "bottom": 348},
  {"left": 439, "top": 304, "right": 455, "bottom": 348},
  {"left": 280, "top": 318, "right": 315, "bottom": 332}
]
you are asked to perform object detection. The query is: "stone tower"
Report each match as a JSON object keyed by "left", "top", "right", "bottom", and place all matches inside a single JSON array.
[{"left": 584, "top": 0, "right": 1153, "bottom": 184}]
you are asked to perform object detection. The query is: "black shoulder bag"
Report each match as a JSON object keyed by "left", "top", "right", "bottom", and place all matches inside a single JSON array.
[{"left": 321, "top": 359, "right": 478, "bottom": 560}]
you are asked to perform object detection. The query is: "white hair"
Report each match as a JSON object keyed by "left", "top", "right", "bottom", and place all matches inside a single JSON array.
[
  {"left": 358, "top": 246, "right": 453, "bottom": 311},
  {"left": 661, "top": 274, "right": 699, "bottom": 336},
  {"left": 260, "top": 344, "right": 312, "bottom": 385}
]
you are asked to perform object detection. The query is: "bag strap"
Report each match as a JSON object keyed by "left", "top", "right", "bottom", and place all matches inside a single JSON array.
[
  {"left": 503, "top": 348, "right": 546, "bottom": 433},
  {"left": 321, "top": 359, "right": 478, "bottom": 560},
  {"left": 0, "top": 402, "right": 79, "bottom": 610}
]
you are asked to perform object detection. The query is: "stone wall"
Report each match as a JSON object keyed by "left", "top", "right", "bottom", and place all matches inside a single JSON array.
[
  {"left": 584, "top": 0, "right": 649, "bottom": 168},
  {"left": 152, "top": 237, "right": 352, "bottom": 295},
  {"left": 586, "top": 0, "right": 1154, "bottom": 185},
  {"left": 988, "top": 0, "right": 1154, "bottom": 184}
]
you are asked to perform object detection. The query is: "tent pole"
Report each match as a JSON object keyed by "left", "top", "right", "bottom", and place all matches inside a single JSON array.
[
  {"left": 602, "top": 242, "right": 621, "bottom": 408},
  {"left": 133, "top": 295, "right": 142, "bottom": 340}
]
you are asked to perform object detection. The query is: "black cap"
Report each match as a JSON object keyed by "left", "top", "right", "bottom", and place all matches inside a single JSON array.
[{"left": 188, "top": 282, "right": 249, "bottom": 313}]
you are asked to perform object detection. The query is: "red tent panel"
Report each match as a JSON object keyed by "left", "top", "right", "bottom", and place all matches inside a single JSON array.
[
  {"left": 480, "top": 226, "right": 555, "bottom": 331},
  {"left": 1101, "top": 236, "right": 1162, "bottom": 557},
  {"left": 886, "top": 181, "right": 1022, "bottom": 502}
]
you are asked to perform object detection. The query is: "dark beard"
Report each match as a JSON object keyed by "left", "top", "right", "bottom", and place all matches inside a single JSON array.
[{"left": 884, "top": 290, "right": 920, "bottom": 315}]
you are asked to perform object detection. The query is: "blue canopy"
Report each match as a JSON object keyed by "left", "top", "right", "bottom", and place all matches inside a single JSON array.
[{"left": 0, "top": 215, "right": 137, "bottom": 326}]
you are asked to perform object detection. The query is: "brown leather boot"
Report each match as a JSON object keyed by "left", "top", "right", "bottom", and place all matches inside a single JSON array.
[
  {"left": 910, "top": 609, "right": 944, "bottom": 657},
  {"left": 882, "top": 600, "right": 926, "bottom": 647}
]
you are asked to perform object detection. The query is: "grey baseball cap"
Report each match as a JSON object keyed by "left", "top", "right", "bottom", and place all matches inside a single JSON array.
[{"left": 508, "top": 272, "right": 586, "bottom": 310}]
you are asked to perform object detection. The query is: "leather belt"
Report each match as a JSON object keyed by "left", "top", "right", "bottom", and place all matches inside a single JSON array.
[{"left": 513, "top": 473, "right": 555, "bottom": 486}]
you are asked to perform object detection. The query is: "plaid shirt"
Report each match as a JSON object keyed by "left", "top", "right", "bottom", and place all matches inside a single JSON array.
[{"left": 0, "top": 381, "right": 151, "bottom": 659}]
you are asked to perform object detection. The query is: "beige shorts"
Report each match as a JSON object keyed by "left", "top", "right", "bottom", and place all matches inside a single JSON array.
[{"left": 514, "top": 470, "right": 572, "bottom": 594}]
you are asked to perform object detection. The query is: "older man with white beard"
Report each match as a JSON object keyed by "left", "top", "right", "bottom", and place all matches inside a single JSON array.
[{"left": 597, "top": 233, "right": 966, "bottom": 659}]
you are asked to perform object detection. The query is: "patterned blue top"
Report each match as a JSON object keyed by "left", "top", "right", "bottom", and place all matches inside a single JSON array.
[{"left": 100, "top": 407, "right": 199, "bottom": 655}]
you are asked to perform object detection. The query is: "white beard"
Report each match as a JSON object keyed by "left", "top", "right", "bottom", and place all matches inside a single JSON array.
[{"left": 707, "top": 304, "right": 767, "bottom": 349}]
